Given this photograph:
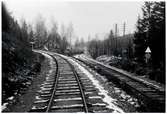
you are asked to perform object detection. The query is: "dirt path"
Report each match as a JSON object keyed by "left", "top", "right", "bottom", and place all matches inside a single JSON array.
[{"left": 6, "top": 55, "right": 53, "bottom": 112}]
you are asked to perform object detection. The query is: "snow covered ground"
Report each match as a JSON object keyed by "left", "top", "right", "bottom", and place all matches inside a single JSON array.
[
  {"left": 77, "top": 54, "right": 164, "bottom": 92},
  {"left": 96, "top": 55, "right": 121, "bottom": 65},
  {"left": 2, "top": 96, "right": 14, "bottom": 111}
]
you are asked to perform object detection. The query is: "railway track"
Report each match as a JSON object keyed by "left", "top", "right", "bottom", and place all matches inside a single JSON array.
[
  {"left": 29, "top": 52, "right": 113, "bottom": 112},
  {"left": 75, "top": 55, "right": 165, "bottom": 112}
]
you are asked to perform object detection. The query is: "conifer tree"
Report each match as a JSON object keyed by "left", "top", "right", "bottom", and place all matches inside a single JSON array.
[{"left": 134, "top": 2, "right": 165, "bottom": 68}]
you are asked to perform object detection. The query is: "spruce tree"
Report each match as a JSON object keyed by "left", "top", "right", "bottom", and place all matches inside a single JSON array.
[{"left": 134, "top": 2, "right": 165, "bottom": 68}]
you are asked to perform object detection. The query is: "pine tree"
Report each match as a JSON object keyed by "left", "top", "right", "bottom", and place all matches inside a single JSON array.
[
  {"left": 149, "top": 2, "right": 165, "bottom": 68},
  {"left": 2, "top": 2, "right": 11, "bottom": 32},
  {"left": 134, "top": 16, "right": 147, "bottom": 63},
  {"left": 134, "top": 2, "right": 165, "bottom": 68}
]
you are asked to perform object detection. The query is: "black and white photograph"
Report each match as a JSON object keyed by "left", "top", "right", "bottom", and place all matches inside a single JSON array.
[{"left": 2, "top": 0, "right": 165, "bottom": 112}]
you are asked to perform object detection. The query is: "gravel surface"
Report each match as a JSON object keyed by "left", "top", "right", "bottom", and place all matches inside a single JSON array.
[{"left": 73, "top": 58, "right": 139, "bottom": 112}]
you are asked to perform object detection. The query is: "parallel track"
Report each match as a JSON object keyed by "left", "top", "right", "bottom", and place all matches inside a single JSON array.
[{"left": 75, "top": 55, "right": 165, "bottom": 112}]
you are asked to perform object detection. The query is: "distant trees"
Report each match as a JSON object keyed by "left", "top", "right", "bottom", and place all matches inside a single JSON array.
[
  {"left": 2, "top": 1, "right": 77, "bottom": 54},
  {"left": 108, "top": 30, "right": 115, "bottom": 55},
  {"left": 27, "top": 24, "right": 34, "bottom": 43},
  {"left": 34, "top": 15, "right": 48, "bottom": 48},
  {"left": 47, "top": 20, "right": 60, "bottom": 50},
  {"left": 21, "top": 14, "right": 76, "bottom": 54},
  {"left": 66, "top": 22, "right": 74, "bottom": 48},
  {"left": 58, "top": 24, "right": 69, "bottom": 53},
  {"left": 20, "top": 19, "right": 29, "bottom": 45},
  {"left": 88, "top": 38, "right": 101, "bottom": 58},
  {"left": 87, "top": 32, "right": 134, "bottom": 59},
  {"left": 73, "top": 37, "right": 85, "bottom": 54}
]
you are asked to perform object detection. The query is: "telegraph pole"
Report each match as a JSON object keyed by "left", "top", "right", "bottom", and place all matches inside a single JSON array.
[
  {"left": 87, "top": 35, "right": 91, "bottom": 55},
  {"left": 123, "top": 22, "right": 126, "bottom": 37},
  {"left": 115, "top": 24, "right": 118, "bottom": 55}
]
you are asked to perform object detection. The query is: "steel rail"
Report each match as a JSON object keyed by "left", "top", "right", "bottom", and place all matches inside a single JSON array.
[
  {"left": 55, "top": 54, "right": 89, "bottom": 113},
  {"left": 45, "top": 54, "right": 59, "bottom": 112}
]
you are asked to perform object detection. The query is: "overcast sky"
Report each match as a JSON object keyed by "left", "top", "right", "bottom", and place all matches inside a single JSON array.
[{"left": 5, "top": 0, "right": 143, "bottom": 41}]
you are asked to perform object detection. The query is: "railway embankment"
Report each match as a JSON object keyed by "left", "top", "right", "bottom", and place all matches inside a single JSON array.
[{"left": 2, "top": 52, "right": 50, "bottom": 112}]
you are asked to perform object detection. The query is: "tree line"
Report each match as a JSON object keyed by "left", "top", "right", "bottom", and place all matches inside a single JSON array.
[
  {"left": 3, "top": 2, "right": 75, "bottom": 55},
  {"left": 134, "top": 1, "right": 165, "bottom": 83},
  {"left": 134, "top": 2, "right": 165, "bottom": 68},
  {"left": 87, "top": 2, "right": 165, "bottom": 83},
  {"left": 87, "top": 32, "right": 134, "bottom": 59},
  {"left": 87, "top": 1, "right": 165, "bottom": 66},
  {"left": 31, "top": 18, "right": 75, "bottom": 54}
]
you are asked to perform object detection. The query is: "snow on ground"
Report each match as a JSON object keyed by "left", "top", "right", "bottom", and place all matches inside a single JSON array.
[
  {"left": 34, "top": 50, "right": 55, "bottom": 74},
  {"left": 7, "top": 96, "right": 14, "bottom": 100},
  {"left": 2, "top": 103, "right": 9, "bottom": 111},
  {"left": 37, "top": 51, "right": 54, "bottom": 66},
  {"left": 2, "top": 96, "right": 17, "bottom": 111},
  {"left": 80, "top": 54, "right": 164, "bottom": 91},
  {"left": 2, "top": 96, "right": 15, "bottom": 111},
  {"left": 64, "top": 56, "right": 124, "bottom": 113}
]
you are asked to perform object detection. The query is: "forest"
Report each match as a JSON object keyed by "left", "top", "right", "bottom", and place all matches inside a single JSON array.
[
  {"left": 2, "top": 1, "right": 165, "bottom": 105},
  {"left": 2, "top": 1, "right": 82, "bottom": 103},
  {"left": 87, "top": 2, "right": 165, "bottom": 83}
]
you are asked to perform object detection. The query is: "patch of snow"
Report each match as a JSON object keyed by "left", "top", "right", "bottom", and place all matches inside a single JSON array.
[
  {"left": 89, "top": 96, "right": 102, "bottom": 99},
  {"left": 2, "top": 103, "right": 8, "bottom": 111},
  {"left": 54, "top": 97, "right": 82, "bottom": 102},
  {"left": 52, "top": 104, "right": 83, "bottom": 109},
  {"left": 7, "top": 96, "right": 14, "bottom": 100},
  {"left": 40, "top": 87, "right": 52, "bottom": 91},
  {"left": 34, "top": 100, "right": 48, "bottom": 103},
  {"left": 31, "top": 105, "right": 47, "bottom": 110},
  {"left": 114, "top": 87, "right": 121, "bottom": 93},
  {"left": 44, "top": 46, "right": 48, "bottom": 51},
  {"left": 26, "top": 82, "right": 31, "bottom": 85},
  {"left": 43, "top": 82, "right": 54, "bottom": 85},
  {"left": 66, "top": 57, "right": 124, "bottom": 113},
  {"left": 42, "top": 84, "right": 53, "bottom": 88},
  {"left": 49, "top": 69, "right": 53, "bottom": 74},
  {"left": 56, "top": 89, "right": 80, "bottom": 92},
  {"left": 92, "top": 103, "right": 106, "bottom": 106},
  {"left": 84, "top": 91, "right": 94, "bottom": 94},
  {"left": 35, "top": 96, "right": 42, "bottom": 100},
  {"left": 38, "top": 90, "right": 50, "bottom": 94},
  {"left": 14, "top": 92, "right": 17, "bottom": 95}
]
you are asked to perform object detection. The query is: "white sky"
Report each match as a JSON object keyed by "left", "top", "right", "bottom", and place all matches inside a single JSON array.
[{"left": 4, "top": 0, "right": 143, "bottom": 41}]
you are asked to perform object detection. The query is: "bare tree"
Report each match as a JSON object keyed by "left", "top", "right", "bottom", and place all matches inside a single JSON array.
[
  {"left": 59, "top": 24, "right": 68, "bottom": 53},
  {"left": 34, "top": 14, "right": 47, "bottom": 48},
  {"left": 48, "top": 19, "right": 60, "bottom": 50},
  {"left": 66, "top": 22, "right": 74, "bottom": 47}
]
